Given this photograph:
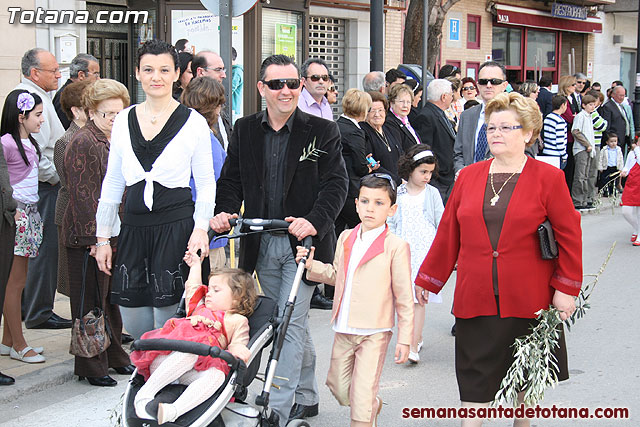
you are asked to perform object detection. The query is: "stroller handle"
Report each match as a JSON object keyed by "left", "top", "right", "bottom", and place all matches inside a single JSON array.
[{"left": 131, "top": 338, "right": 241, "bottom": 367}]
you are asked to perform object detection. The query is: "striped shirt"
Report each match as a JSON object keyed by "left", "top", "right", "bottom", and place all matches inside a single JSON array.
[
  {"left": 591, "top": 110, "right": 608, "bottom": 147},
  {"left": 541, "top": 112, "right": 568, "bottom": 160}
]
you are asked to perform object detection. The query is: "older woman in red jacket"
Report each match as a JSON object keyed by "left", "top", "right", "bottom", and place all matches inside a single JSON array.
[{"left": 415, "top": 92, "right": 582, "bottom": 426}]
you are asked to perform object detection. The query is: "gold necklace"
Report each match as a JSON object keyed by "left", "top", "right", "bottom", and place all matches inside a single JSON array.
[
  {"left": 375, "top": 128, "right": 391, "bottom": 152},
  {"left": 145, "top": 99, "right": 173, "bottom": 124},
  {"left": 489, "top": 157, "right": 527, "bottom": 206}
]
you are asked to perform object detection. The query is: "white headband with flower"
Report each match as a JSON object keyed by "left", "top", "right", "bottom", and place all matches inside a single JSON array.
[{"left": 17, "top": 92, "right": 35, "bottom": 114}]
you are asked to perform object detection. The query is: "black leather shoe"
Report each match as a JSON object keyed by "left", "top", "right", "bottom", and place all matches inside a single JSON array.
[
  {"left": 288, "top": 403, "right": 319, "bottom": 421},
  {"left": 112, "top": 364, "right": 135, "bottom": 375},
  {"left": 0, "top": 372, "right": 15, "bottom": 386},
  {"left": 29, "top": 315, "right": 72, "bottom": 329},
  {"left": 310, "top": 294, "right": 333, "bottom": 310},
  {"left": 79, "top": 375, "right": 117, "bottom": 387},
  {"left": 121, "top": 333, "right": 134, "bottom": 344},
  {"left": 50, "top": 312, "right": 71, "bottom": 323}
]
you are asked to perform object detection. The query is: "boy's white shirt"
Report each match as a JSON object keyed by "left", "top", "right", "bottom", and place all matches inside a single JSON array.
[{"left": 333, "top": 223, "right": 392, "bottom": 336}]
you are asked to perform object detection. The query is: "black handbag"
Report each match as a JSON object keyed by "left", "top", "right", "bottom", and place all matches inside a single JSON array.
[
  {"left": 537, "top": 219, "right": 558, "bottom": 260},
  {"left": 69, "top": 250, "right": 111, "bottom": 358}
]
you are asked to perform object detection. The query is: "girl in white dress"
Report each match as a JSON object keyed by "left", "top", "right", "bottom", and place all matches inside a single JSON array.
[{"left": 388, "top": 145, "right": 444, "bottom": 363}]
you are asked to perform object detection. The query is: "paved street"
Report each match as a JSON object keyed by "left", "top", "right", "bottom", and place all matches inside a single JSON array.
[{"left": 1, "top": 205, "right": 638, "bottom": 426}]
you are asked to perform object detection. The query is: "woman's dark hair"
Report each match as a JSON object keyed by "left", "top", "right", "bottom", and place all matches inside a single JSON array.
[
  {"left": 1, "top": 89, "right": 42, "bottom": 166},
  {"left": 60, "top": 80, "right": 91, "bottom": 121},
  {"left": 359, "top": 174, "right": 397, "bottom": 204},
  {"left": 137, "top": 39, "right": 179, "bottom": 70},
  {"left": 367, "top": 90, "right": 389, "bottom": 110},
  {"left": 397, "top": 144, "right": 438, "bottom": 181},
  {"left": 180, "top": 76, "right": 226, "bottom": 132},
  {"left": 464, "top": 99, "right": 480, "bottom": 110},
  {"left": 175, "top": 39, "right": 189, "bottom": 52},
  {"left": 173, "top": 51, "right": 193, "bottom": 94}
]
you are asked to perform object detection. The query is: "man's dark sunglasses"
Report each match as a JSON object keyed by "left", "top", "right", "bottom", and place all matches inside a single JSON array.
[
  {"left": 362, "top": 173, "right": 397, "bottom": 191},
  {"left": 477, "top": 78, "right": 505, "bottom": 86},
  {"left": 261, "top": 78, "right": 301, "bottom": 90},
  {"left": 306, "top": 74, "right": 330, "bottom": 82}
]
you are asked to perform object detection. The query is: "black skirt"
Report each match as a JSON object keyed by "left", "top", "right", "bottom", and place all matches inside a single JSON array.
[
  {"left": 455, "top": 312, "right": 569, "bottom": 403},
  {"left": 110, "top": 181, "right": 195, "bottom": 308}
]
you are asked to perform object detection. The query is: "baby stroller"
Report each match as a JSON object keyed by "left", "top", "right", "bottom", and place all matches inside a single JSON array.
[{"left": 122, "top": 218, "right": 312, "bottom": 427}]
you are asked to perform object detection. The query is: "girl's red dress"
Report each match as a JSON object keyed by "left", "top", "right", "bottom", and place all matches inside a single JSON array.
[
  {"left": 622, "top": 163, "right": 640, "bottom": 206},
  {"left": 131, "top": 303, "right": 231, "bottom": 380}
]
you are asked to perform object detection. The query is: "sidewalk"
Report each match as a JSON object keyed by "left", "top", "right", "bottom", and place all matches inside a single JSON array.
[{"left": 0, "top": 293, "right": 77, "bottom": 404}]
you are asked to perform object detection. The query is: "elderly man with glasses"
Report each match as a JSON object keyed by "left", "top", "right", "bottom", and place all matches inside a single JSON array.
[
  {"left": 53, "top": 53, "right": 100, "bottom": 130},
  {"left": 14, "top": 48, "right": 70, "bottom": 330},
  {"left": 211, "top": 54, "right": 348, "bottom": 426}
]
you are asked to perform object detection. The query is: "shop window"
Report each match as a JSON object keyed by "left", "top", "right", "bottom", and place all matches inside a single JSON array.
[
  {"left": 261, "top": 8, "right": 303, "bottom": 64},
  {"left": 526, "top": 30, "right": 556, "bottom": 68},
  {"left": 492, "top": 27, "right": 521, "bottom": 67},
  {"left": 467, "top": 15, "right": 481, "bottom": 49}
]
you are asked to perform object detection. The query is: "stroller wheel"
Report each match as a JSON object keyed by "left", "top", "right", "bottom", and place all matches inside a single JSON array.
[{"left": 286, "top": 420, "right": 311, "bottom": 427}]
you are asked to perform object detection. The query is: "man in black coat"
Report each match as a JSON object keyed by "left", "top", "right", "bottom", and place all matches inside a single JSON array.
[
  {"left": 537, "top": 77, "right": 554, "bottom": 118},
  {"left": 599, "top": 85, "right": 632, "bottom": 151},
  {"left": 413, "top": 78, "right": 457, "bottom": 203},
  {"left": 211, "top": 54, "right": 348, "bottom": 426}
]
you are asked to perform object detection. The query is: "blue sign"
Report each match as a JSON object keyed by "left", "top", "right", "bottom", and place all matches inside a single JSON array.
[
  {"left": 449, "top": 18, "right": 460, "bottom": 42},
  {"left": 551, "top": 3, "right": 588, "bottom": 21}
]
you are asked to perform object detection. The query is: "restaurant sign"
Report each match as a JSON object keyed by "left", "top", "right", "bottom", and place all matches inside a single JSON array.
[{"left": 551, "top": 3, "right": 588, "bottom": 21}]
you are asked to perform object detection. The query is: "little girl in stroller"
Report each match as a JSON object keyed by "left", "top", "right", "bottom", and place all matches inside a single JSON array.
[{"left": 131, "top": 250, "right": 257, "bottom": 424}]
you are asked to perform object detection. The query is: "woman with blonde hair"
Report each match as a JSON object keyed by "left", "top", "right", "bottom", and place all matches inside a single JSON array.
[
  {"left": 416, "top": 92, "right": 582, "bottom": 426},
  {"left": 63, "top": 79, "right": 133, "bottom": 386},
  {"left": 558, "top": 75, "right": 578, "bottom": 190},
  {"left": 335, "top": 88, "right": 375, "bottom": 234}
]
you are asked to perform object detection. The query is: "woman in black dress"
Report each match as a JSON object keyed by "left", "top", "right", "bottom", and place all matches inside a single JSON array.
[
  {"left": 95, "top": 40, "right": 215, "bottom": 339},
  {"left": 335, "top": 88, "right": 374, "bottom": 234},
  {"left": 361, "top": 91, "right": 405, "bottom": 184},
  {"left": 385, "top": 84, "right": 421, "bottom": 149}
]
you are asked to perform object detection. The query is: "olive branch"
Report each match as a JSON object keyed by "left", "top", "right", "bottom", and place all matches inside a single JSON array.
[
  {"left": 594, "top": 171, "right": 622, "bottom": 215},
  {"left": 493, "top": 242, "right": 615, "bottom": 408},
  {"left": 299, "top": 137, "right": 327, "bottom": 162}
]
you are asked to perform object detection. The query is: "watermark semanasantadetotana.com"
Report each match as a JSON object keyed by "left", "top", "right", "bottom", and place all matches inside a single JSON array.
[
  {"left": 402, "top": 404, "right": 630, "bottom": 420},
  {"left": 7, "top": 7, "right": 148, "bottom": 25}
]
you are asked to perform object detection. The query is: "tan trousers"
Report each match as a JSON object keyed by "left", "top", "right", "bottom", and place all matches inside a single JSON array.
[
  {"left": 326, "top": 331, "right": 391, "bottom": 423},
  {"left": 209, "top": 247, "right": 228, "bottom": 272}
]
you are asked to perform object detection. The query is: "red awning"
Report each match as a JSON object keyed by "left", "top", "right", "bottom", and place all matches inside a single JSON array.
[{"left": 495, "top": 4, "right": 602, "bottom": 34}]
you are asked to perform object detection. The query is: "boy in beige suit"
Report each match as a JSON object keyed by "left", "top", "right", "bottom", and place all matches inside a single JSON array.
[{"left": 296, "top": 174, "right": 414, "bottom": 427}]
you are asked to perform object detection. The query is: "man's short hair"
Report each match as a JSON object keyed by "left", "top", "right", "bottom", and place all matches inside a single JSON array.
[
  {"left": 385, "top": 68, "right": 406, "bottom": 85},
  {"left": 21, "top": 48, "right": 46, "bottom": 77},
  {"left": 538, "top": 77, "right": 552, "bottom": 88},
  {"left": 551, "top": 95, "right": 567, "bottom": 111},
  {"left": 573, "top": 73, "right": 587, "bottom": 81},
  {"left": 301, "top": 57, "right": 329, "bottom": 78},
  {"left": 612, "top": 80, "right": 624, "bottom": 87},
  {"left": 259, "top": 54, "right": 299, "bottom": 81},
  {"left": 359, "top": 174, "right": 397, "bottom": 204},
  {"left": 191, "top": 51, "right": 210, "bottom": 76},
  {"left": 69, "top": 53, "right": 98, "bottom": 78},
  {"left": 478, "top": 61, "right": 507, "bottom": 79},
  {"left": 232, "top": 47, "right": 237, "bottom": 61},
  {"left": 363, "top": 71, "right": 385, "bottom": 92},
  {"left": 426, "top": 79, "right": 453, "bottom": 102}
]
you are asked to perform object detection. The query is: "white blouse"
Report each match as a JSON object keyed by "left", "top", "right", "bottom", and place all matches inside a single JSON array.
[{"left": 96, "top": 105, "right": 215, "bottom": 238}]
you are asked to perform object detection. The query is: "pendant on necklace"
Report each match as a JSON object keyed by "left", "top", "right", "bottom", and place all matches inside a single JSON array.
[
  {"left": 490, "top": 194, "right": 500, "bottom": 206},
  {"left": 150, "top": 116, "right": 157, "bottom": 125}
]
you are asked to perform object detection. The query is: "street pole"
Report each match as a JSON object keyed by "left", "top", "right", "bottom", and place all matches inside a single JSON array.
[
  {"left": 220, "top": 0, "right": 233, "bottom": 121},
  {"left": 634, "top": 0, "right": 640, "bottom": 139},
  {"left": 370, "top": 0, "right": 384, "bottom": 71},
  {"left": 422, "top": 0, "right": 429, "bottom": 107}
]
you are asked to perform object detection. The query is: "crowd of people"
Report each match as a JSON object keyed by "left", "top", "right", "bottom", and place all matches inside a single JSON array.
[{"left": 0, "top": 39, "right": 638, "bottom": 427}]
